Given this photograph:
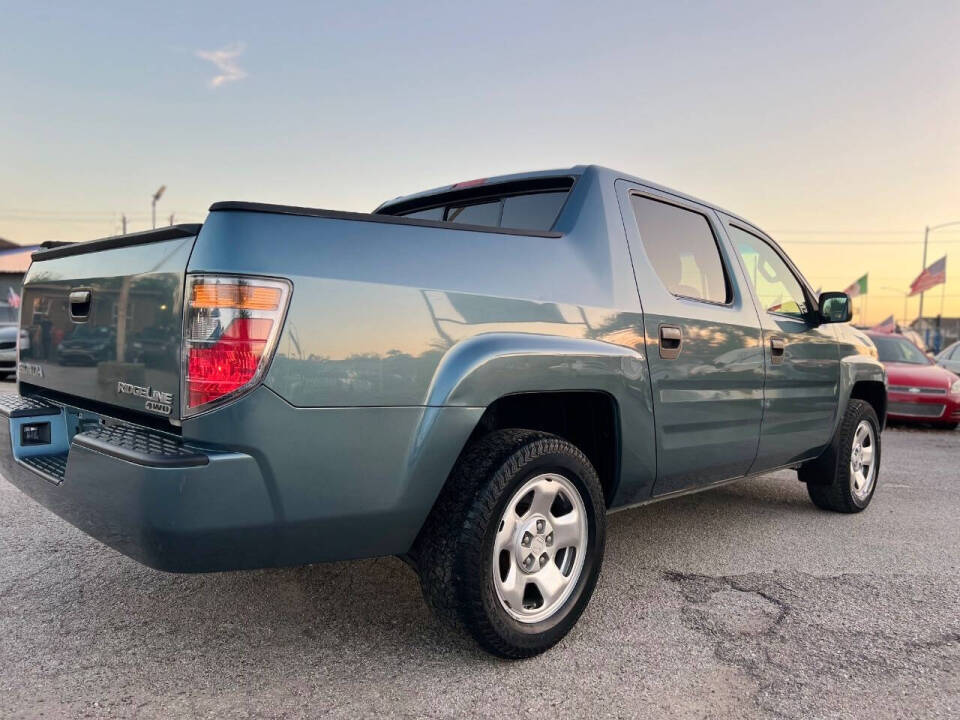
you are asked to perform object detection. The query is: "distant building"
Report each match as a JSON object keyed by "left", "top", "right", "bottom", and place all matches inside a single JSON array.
[
  {"left": 910, "top": 316, "right": 960, "bottom": 353},
  {"left": 0, "top": 238, "right": 42, "bottom": 324}
]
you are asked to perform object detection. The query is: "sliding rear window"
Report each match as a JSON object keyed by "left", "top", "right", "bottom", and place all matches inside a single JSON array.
[{"left": 378, "top": 177, "right": 573, "bottom": 232}]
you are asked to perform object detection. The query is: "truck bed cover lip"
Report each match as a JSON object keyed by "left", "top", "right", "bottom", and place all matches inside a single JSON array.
[
  {"left": 208, "top": 201, "right": 563, "bottom": 239},
  {"left": 31, "top": 224, "right": 203, "bottom": 261}
]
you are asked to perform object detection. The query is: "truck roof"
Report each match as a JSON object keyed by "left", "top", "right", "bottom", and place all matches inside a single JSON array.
[{"left": 373, "top": 164, "right": 768, "bottom": 239}]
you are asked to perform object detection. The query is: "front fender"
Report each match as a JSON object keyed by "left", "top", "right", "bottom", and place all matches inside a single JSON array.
[{"left": 836, "top": 352, "right": 887, "bottom": 431}]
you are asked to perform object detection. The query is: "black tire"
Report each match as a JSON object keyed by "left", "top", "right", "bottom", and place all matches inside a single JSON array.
[
  {"left": 799, "top": 399, "right": 881, "bottom": 513},
  {"left": 413, "top": 429, "right": 606, "bottom": 658},
  {"left": 940, "top": 422, "right": 959, "bottom": 431}
]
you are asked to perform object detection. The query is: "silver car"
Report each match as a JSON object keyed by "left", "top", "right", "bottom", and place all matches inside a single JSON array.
[
  {"left": 935, "top": 341, "right": 960, "bottom": 374},
  {"left": 0, "top": 324, "right": 24, "bottom": 380}
]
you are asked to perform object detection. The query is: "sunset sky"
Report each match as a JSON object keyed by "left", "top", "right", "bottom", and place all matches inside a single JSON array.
[{"left": 1, "top": 0, "right": 958, "bottom": 325}]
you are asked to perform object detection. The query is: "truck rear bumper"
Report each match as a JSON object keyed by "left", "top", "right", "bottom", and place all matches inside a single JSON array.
[
  {"left": 1, "top": 390, "right": 483, "bottom": 573},
  {"left": 0, "top": 396, "right": 279, "bottom": 573}
]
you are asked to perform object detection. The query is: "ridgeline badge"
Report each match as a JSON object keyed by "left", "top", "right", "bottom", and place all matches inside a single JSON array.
[{"left": 116, "top": 381, "right": 174, "bottom": 416}]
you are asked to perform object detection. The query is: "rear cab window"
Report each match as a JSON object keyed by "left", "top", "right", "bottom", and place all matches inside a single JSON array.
[
  {"left": 446, "top": 201, "right": 501, "bottom": 226},
  {"left": 376, "top": 177, "right": 572, "bottom": 233},
  {"left": 402, "top": 207, "right": 444, "bottom": 221}
]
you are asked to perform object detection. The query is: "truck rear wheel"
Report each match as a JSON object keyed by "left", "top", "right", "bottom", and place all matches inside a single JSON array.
[
  {"left": 414, "top": 429, "right": 606, "bottom": 658},
  {"left": 799, "top": 399, "right": 881, "bottom": 513}
]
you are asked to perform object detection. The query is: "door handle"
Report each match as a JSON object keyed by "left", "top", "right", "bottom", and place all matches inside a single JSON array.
[
  {"left": 770, "top": 336, "right": 785, "bottom": 364},
  {"left": 659, "top": 325, "right": 682, "bottom": 360},
  {"left": 69, "top": 290, "right": 92, "bottom": 321}
]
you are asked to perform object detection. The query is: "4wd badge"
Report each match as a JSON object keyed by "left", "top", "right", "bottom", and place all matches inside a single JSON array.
[{"left": 116, "top": 381, "right": 174, "bottom": 416}]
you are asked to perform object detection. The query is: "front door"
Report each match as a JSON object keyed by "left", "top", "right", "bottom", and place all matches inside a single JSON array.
[
  {"left": 722, "top": 219, "right": 840, "bottom": 469},
  {"left": 617, "top": 182, "right": 765, "bottom": 496}
]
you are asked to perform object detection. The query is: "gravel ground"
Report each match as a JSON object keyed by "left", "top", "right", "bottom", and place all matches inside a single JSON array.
[{"left": 0, "top": 409, "right": 957, "bottom": 719}]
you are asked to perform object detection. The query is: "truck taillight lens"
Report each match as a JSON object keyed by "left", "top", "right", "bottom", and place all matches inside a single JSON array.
[{"left": 183, "top": 275, "right": 291, "bottom": 416}]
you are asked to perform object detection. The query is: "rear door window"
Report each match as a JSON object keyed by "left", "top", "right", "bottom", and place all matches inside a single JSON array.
[{"left": 630, "top": 194, "right": 729, "bottom": 304}]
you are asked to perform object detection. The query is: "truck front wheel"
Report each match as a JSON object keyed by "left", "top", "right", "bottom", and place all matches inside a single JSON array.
[
  {"left": 414, "top": 429, "right": 606, "bottom": 658},
  {"left": 799, "top": 399, "right": 881, "bottom": 513}
]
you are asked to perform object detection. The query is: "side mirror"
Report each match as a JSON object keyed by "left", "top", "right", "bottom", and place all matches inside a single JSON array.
[{"left": 818, "top": 292, "right": 852, "bottom": 324}]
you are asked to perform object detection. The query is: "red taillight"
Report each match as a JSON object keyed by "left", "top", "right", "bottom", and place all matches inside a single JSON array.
[
  {"left": 186, "top": 318, "right": 273, "bottom": 407},
  {"left": 183, "top": 276, "right": 290, "bottom": 416}
]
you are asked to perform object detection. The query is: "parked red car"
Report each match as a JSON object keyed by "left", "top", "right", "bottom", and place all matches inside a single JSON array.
[{"left": 867, "top": 332, "right": 960, "bottom": 429}]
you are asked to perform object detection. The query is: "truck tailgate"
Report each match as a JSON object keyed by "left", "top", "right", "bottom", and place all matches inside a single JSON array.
[{"left": 18, "top": 226, "right": 200, "bottom": 422}]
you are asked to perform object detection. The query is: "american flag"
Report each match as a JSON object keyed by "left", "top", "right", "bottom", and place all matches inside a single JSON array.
[
  {"left": 909, "top": 255, "right": 946, "bottom": 296},
  {"left": 870, "top": 315, "right": 896, "bottom": 333},
  {"left": 6, "top": 287, "right": 20, "bottom": 309}
]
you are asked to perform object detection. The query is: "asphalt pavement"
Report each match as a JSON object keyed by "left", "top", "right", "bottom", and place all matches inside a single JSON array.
[{"left": 0, "top": 391, "right": 957, "bottom": 718}]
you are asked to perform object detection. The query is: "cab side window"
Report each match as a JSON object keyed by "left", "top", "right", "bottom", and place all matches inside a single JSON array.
[
  {"left": 630, "top": 194, "right": 730, "bottom": 304},
  {"left": 729, "top": 226, "right": 808, "bottom": 319}
]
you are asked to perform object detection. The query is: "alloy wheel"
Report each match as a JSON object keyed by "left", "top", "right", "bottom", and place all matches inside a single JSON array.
[
  {"left": 849, "top": 419, "right": 877, "bottom": 501},
  {"left": 492, "top": 473, "right": 588, "bottom": 624}
]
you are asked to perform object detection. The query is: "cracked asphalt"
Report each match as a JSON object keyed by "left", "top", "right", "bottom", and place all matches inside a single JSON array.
[{"left": 1, "top": 404, "right": 957, "bottom": 718}]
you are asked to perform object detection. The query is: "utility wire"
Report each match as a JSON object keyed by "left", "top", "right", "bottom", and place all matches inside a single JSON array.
[
  {"left": 781, "top": 241, "right": 960, "bottom": 245},
  {"left": 771, "top": 230, "right": 960, "bottom": 235}
]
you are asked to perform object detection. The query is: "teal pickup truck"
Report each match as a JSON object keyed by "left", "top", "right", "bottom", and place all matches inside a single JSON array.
[{"left": 1, "top": 166, "right": 885, "bottom": 657}]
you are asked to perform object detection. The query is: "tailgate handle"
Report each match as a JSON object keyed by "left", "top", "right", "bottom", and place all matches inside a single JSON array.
[
  {"left": 69, "top": 290, "right": 92, "bottom": 321},
  {"left": 659, "top": 324, "right": 682, "bottom": 360}
]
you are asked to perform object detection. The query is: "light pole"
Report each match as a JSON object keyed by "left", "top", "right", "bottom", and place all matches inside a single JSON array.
[
  {"left": 881, "top": 286, "right": 909, "bottom": 327},
  {"left": 151, "top": 185, "right": 166, "bottom": 229},
  {"left": 918, "top": 220, "right": 960, "bottom": 319}
]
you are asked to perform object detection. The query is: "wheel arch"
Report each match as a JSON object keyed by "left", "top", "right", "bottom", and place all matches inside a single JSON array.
[
  {"left": 402, "top": 332, "right": 649, "bottom": 551},
  {"left": 421, "top": 332, "right": 642, "bottom": 507},
  {"left": 465, "top": 390, "right": 622, "bottom": 506},
  {"left": 850, "top": 380, "right": 887, "bottom": 430},
  {"left": 836, "top": 353, "right": 887, "bottom": 433},
  {"left": 423, "top": 332, "right": 646, "bottom": 408}
]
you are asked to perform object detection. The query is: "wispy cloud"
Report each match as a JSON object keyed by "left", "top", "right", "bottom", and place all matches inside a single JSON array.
[{"left": 195, "top": 43, "right": 247, "bottom": 88}]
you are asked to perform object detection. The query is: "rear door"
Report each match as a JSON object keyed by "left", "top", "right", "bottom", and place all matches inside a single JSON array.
[
  {"left": 721, "top": 219, "right": 840, "bottom": 469},
  {"left": 617, "top": 181, "right": 764, "bottom": 496}
]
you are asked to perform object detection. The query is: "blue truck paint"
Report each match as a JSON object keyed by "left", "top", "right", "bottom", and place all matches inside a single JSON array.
[{"left": 1, "top": 165, "right": 884, "bottom": 572}]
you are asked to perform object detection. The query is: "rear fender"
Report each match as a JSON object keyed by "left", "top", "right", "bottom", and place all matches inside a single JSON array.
[
  {"left": 423, "top": 332, "right": 657, "bottom": 508},
  {"left": 425, "top": 332, "right": 647, "bottom": 407}
]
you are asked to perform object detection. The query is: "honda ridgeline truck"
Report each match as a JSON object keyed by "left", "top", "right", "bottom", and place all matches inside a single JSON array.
[{"left": 1, "top": 166, "right": 886, "bottom": 657}]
